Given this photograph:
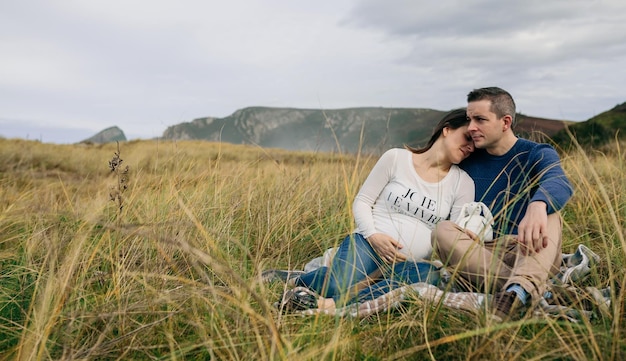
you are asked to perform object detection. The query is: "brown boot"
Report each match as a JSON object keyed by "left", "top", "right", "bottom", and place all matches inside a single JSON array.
[{"left": 490, "top": 291, "right": 524, "bottom": 322}]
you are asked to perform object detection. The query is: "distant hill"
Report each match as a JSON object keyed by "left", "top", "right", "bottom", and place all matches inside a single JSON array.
[
  {"left": 514, "top": 114, "right": 570, "bottom": 140},
  {"left": 160, "top": 107, "right": 567, "bottom": 154},
  {"left": 80, "top": 126, "right": 126, "bottom": 144},
  {"left": 551, "top": 102, "right": 626, "bottom": 149},
  {"left": 80, "top": 107, "right": 570, "bottom": 153}
]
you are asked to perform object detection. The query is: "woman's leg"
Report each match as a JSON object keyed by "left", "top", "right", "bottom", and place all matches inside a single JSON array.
[
  {"left": 294, "top": 266, "right": 329, "bottom": 293},
  {"left": 352, "top": 261, "right": 439, "bottom": 303},
  {"left": 295, "top": 233, "right": 385, "bottom": 303}
]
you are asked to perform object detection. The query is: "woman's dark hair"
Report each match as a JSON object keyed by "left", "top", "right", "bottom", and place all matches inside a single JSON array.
[{"left": 405, "top": 108, "right": 469, "bottom": 154}]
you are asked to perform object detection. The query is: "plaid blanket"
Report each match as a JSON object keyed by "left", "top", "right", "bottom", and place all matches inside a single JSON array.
[{"left": 293, "top": 244, "right": 612, "bottom": 322}]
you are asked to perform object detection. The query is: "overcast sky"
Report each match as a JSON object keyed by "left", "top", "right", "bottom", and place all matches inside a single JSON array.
[{"left": 2, "top": 0, "right": 625, "bottom": 143}]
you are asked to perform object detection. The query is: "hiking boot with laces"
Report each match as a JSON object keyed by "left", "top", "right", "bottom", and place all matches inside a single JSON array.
[
  {"left": 491, "top": 291, "right": 523, "bottom": 322},
  {"left": 277, "top": 287, "right": 319, "bottom": 313}
]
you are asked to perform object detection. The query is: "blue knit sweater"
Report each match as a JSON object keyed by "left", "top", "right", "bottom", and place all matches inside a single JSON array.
[{"left": 460, "top": 138, "right": 573, "bottom": 235}]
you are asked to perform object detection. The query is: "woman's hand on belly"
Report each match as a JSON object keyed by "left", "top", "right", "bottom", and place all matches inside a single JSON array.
[{"left": 367, "top": 233, "right": 408, "bottom": 263}]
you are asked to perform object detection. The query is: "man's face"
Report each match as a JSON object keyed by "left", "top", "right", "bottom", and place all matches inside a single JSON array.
[{"left": 466, "top": 99, "right": 505, "bottom": 149}]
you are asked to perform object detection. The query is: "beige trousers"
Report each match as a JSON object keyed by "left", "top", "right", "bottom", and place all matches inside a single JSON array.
[{"left": 431, "top": 214, "right": 562, "bottom": 301}]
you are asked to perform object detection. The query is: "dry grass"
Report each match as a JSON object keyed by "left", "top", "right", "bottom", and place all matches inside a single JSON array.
[{"left": 0, "top": 137, "right": 624, "bottom": 360}]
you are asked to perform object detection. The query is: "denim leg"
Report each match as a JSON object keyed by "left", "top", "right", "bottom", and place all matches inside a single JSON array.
[
  {"left": 390, "top": 261, "right": 440, "bottom": 285},
  {"left": 295, "top": 233, "right": 384, "bottom": 302},
  {"left": 353, "top": 261, "right": 440, "bottom": 303},
  {"left": 295, "top": 266, "right": 329, "bottom": 293}
]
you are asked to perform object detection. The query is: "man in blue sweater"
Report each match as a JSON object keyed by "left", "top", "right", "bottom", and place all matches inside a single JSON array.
[{"left": 432, "top": 87, "right": 573, "bottom": 322}]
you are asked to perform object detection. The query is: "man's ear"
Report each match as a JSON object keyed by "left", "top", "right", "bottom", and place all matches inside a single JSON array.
[{"left": 502, "top": 115, "right": 513, "bottom": 131}]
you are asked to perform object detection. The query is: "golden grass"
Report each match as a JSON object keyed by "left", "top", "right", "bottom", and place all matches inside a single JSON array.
[{"left": 0, "top": 137, "right": 624, "bottom": 360}]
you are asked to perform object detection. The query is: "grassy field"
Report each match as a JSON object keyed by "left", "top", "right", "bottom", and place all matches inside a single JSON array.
[{"left": 0, "top": 137, "right": 624, "bottom": 360}]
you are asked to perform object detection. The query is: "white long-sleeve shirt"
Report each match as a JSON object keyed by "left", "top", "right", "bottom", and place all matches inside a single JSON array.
[{"left": 353, "top": 148, "right": 475, "bottom": 261}]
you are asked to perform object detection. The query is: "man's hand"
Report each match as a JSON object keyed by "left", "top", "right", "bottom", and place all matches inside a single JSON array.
[
  {"left": 517, "top": 201, "right": 549, "bottom": 254},
  {"left": 367, "top": 233, "right": 407, "bottom": 263}
]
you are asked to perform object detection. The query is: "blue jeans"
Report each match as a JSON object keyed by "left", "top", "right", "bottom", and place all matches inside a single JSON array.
[{"left": 295, "top": 233, "right": 439, "bottom": 306}]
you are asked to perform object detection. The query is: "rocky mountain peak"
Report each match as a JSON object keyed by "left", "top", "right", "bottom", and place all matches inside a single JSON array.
[{"left": 80, "top": 126, "right": 127, "bottom": 144}]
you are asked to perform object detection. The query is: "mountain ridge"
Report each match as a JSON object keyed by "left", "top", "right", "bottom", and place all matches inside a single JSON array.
[
  {"left": 159, "top": 106, "right": 567, "bottom": 153},
  {"left": 81, "top": 104, "right": 626, "bottom": 152}
]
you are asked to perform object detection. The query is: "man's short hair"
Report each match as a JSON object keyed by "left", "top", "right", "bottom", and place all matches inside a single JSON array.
[{"left": 467, "top": 87, "right": 516, "bottom": 123}]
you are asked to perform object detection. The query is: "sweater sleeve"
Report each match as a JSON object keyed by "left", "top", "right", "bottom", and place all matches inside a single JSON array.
[
  {"left": 529, "top": 144, "right": 573, "bottom": 214},
  {"left": 352, "top": 149, "right": 397, "bottom": 238}
]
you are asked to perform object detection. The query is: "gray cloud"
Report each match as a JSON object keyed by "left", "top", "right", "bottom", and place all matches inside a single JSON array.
[
  {"left": 343, "top": 0, "right": 626, "bottom": 119},
  {"left": 346, "top": 0, "right": 626, "bottom": 67}
]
